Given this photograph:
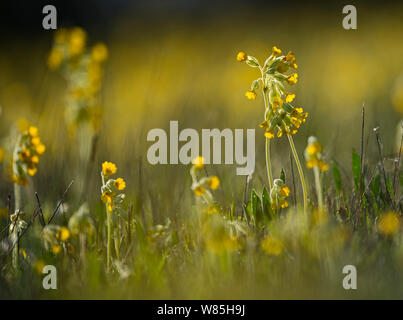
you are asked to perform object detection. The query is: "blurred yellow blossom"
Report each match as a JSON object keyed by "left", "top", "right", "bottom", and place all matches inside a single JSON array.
[
  {"left": 192, "top": 156, "right": 204, "bottom": 169},
  {"left": 378, "top": 212, "right": 400, "bottom": 236},
  {"left": 261, "top": 236, "right": 283, "bottom": 256},
  {"left": 236, "top": 51, "right": 247, "bottom": 62},
  {"left": 245, "top": 90, "right": 257, "bottom": 100}
]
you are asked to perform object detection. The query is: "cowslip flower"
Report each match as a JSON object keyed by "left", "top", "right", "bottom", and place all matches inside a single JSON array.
[
  {"left": 100, "top": 161, "right": 126, "bottom": 272},
  {"left": 245, "top": 90, "right": 257, "bottom": 100},
  {"left": 236, "top": 51, "right": 247, "bottom": 62},
  {"left": 304, "top": 136, "right": 328, "bottom": 171},
  {"left": 270, "top": 179, "right": 290, "bottom": 210},
  {"left": 192, "top": 156, "right": 205, "bottom": 169},
  {"left": 190, "top": 157, "right": 220, "bottom": 211},
  {"left": 102, "top": 161, "right": 117, "bottom": 176},
  {"left": 13, "top": 124, "right": 46, "bottom": 186},
  {"left": 114, "top": 177, "right": 126, "bottom": 191}
]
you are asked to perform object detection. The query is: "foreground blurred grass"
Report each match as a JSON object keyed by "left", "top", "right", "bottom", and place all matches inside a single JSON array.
[{"left": 0, "top": 3, "right": 403, "bottom": 299}]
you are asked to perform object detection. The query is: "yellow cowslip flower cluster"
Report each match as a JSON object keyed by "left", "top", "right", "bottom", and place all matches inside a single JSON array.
[
  {"left": 270, "top": 179, "right": 290, "bottom": 210},
  {"left": 237, "top": 47, "right": 308, "bottom": 138},
  {"left": 47, "top": 27, "right": 108, "bottom": 133},
  {"left": 190, "top": 156, "right": 220, "bottom": 206},
  {"left": 100, "top": 161, "right": 126, "bottom": 212},
  {"left": 12, "top": 124, "right": 46, "bottom": 186},
  {"left": 304, "top": 136, "right": 328, "bottom": 171},
  {"left": 42, "top": 225, "right": 74, "bottom": 255},
  {"left": 378, "top": 212, "right": 400, "bottom": 236}
]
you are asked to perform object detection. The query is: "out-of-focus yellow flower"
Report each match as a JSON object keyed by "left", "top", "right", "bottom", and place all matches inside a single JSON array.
[
  {"left": 270, "top": 179, "right": 290, "bottom": 210},
  {"left": 285, "top": 93, "right": 296, "bottom": 103},
  {"left": 56, "top": 227, "right": 70, "bottom": 242},
  {"left": 280, "top": 186, "right": 290, "bottom": 197},
  {"left": 304, "top": 137, "right": 328, "bottom": 172},
  {"left": 307, "top": 142, "right": 322, "bottom": 156},
  {"left": 0, "top": 147, "right": 5, "bottom": 163},
  {"left": 17, "top": 118, "right": 30, "bottom": 133},
  {"left": 31, "top": 155, "right": 39, "bottom": 164},
  {"left": 272, "top": 46, "right": 282, "bottom": 56},
  {"left": 52, "top": 244, "right": 62, "bottom": 255},
  {"left": 19, "top": 248, "right": 27, "bottom": 259},
  {"left": 27, "top": 127, "right": 37, "bottom": 138},
  {"left": 261, "top": 236, "right": 283, "bottom": 255},
  {"left": 378, "top": 212, "right": 400, "bottom": 236},
  {"left": 287, "top": 73, "right": 298, "bottom": 85},
  {"left": 55, "top": 28, "right": 68, "bottom": 44},
  {"left": 207, "top": 176, "right": 220, "bottom": 190},
  {"left": 192, "top": 156, "right": 204, "bottom": 169},
  {"left": 193, "top": 185, "right": 206, "bottom": 196},
  {"left": 206, "top": 204, "right": 218, "bottom": 215},
  {"left": 101, "top": 191, "right": 114, "bottom": 211},
  {"left": 236, "top": 51, "right": 247, "bottom": 62},
  {"left": 47, "top": 47, "right": 63, "bottom": 70},
  {"left": 27, "top": 165, "right": 37, "bottom": 176},
  {"left": 285, "top": 51, "right": 298, "bottom": 69},
  {"left": 36, "top": 143, "right": 46, "bottom": 155},
  {"left": 272, "top": 96, "right": 283, "bottom": 110},
  {"left": 245, "top": 90, "right": 257, "bottom": 100},
  {"left": 91, "top": 43, "right": 108, "bottom": 63},
  {"left": 102, "top": 161, "right": 117, "bottom": 176},
  {"left": 13, "top": 122, "right": 45, "bottom": 184},
  {"left": 69, "top": 27, "right": 87, "bottom": 56},
  {"left": 33, "top": 260, "right": 46, "bottom": 274},
  {"left": 114, "top": 177, "right": 126, "bottom": 191}
]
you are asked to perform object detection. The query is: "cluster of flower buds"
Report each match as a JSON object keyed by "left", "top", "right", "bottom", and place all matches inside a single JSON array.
[
  {"left": 13, "top": 124, "right": 46, "bottom": 186},
  {"left": 47, "top": 27, "right": 108, "bottom": 133},
  {"left": 9, "top": 211, "right": 27, "bottom": 235},
  {"left": 68, "top": 203, "right": 95, "bottom": 237},
  {"left": 237, "top": 46, "right": 308, "bottom": 138},
  {"left": 190, "top": 156, "right": 220, "bottom": 213},
  {"left": 304, "top": 136, "right": 328, "bottom": 171},
  {"left": 270, "top": 179, "right": 291, "bottom": 210},
  {"left": 100, "top": 161, "right": 126, "bottom": 213},
  {"left": 42, "top": 225, "right": 74, "bottom": 255}
]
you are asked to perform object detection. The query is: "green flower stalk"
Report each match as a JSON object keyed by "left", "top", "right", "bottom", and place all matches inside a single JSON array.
[
  {"left": 237, "top": 46, "right": 308, "bottom": 210},
  {"left": 304, "top": 136, "right": 329, "bottom": 211},
  {"left": 9, "top": 211, "right": 27, "bottom": 269},
  {"left": 100, "top": 161, "right": 126, "bottom": 272}
]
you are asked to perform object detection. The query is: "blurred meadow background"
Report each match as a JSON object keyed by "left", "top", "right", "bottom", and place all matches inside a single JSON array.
[{"left": 0, "top": 0, "right": 403, "bottom": 299}]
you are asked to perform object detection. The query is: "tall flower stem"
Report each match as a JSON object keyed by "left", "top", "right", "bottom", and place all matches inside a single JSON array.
[
  {"left": 106, "top": 209, "right": 111, "bottom": 271},
  {"left": 262, "top": 85, "right": 273, "bottom": 190},
  {"left": 287, "top": 133, "right": 308, "bottom": 211},
  {"left": 313, "top": 166, "right": 323, "bottom": 211},
  {"left": 13, "top": 136, "right": 22, "bottom": 211},
  {"left": 101, "top": 173, "right": 111, "bottom": 272}
]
